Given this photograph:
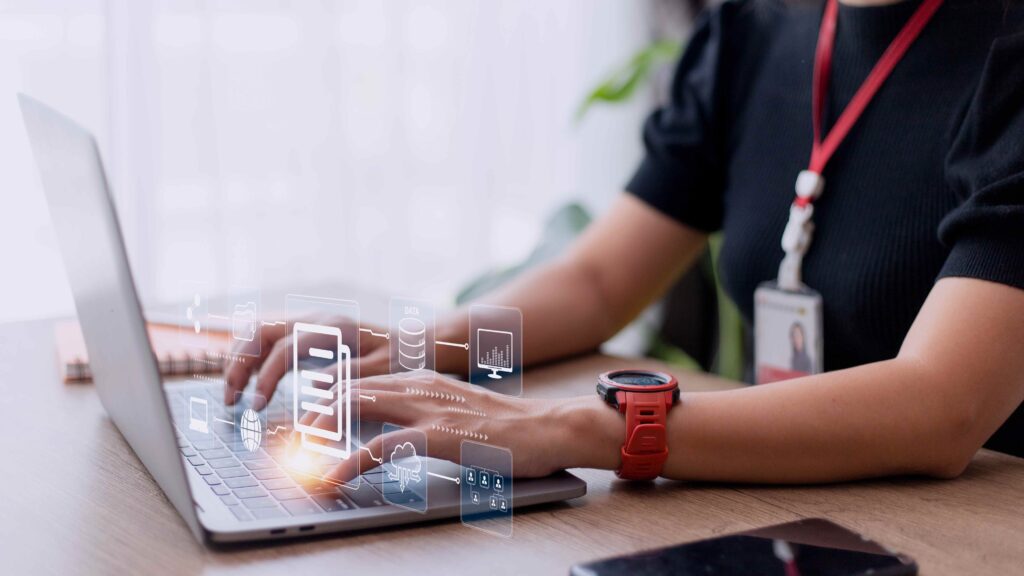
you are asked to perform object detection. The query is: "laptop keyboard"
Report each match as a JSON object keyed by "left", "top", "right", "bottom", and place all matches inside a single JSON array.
[{"left": 167, "top": 384, "right": 415, "bottom": 522}]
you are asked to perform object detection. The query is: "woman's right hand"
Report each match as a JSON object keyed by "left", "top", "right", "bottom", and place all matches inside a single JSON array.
[{"left": 222, "top": 317, "right": 390, "bottom": 409}]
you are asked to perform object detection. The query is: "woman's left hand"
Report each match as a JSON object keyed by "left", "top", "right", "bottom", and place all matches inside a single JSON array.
[{"left": 292, "top": 371, "right": 622, "bottom": 483}]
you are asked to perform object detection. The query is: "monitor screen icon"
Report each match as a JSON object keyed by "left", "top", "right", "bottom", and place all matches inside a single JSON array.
[
  {"left": 188, "top": 396, "right": 209, "bottom": 434},
  {"left": 476, "top": 329, "right": 513, "bottom": 379}
]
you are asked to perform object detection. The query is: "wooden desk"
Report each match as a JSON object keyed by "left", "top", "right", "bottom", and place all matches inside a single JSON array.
[{"left": 2, "top": 318, "right": 1022, "bottom": 575}]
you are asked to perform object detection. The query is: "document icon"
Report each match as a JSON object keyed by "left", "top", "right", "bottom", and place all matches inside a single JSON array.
[{"left": 292, "top": 322, "right": 352, "bottom": 460}]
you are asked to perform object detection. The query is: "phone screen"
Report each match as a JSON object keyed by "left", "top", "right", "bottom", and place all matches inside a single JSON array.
[{"left": 572, "top": 520, "right": 915, "bottom": 576}]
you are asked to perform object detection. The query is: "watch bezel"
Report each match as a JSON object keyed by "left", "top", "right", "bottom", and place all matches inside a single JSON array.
[{"left": 597, "top": 369, "right": 679, "bottom": 408}]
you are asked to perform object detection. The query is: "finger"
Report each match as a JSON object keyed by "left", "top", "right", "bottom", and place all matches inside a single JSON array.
[
  {"left": 248, "top": 335, "right": 294, "bottom": 410},
  {"left": 324, "top": 427, "right": 425, "bottom": 484},
  {"left": 350, "top": 346, "right": 390, "bottom": 378},
  {"left": 299, "top": 389, "right": 416, "bottom": 431},
  {"left": 223, "top": 321, "right": 288, "bottom": 405}
]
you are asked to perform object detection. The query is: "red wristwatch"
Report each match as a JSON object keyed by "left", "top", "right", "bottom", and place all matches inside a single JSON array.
[{"left": 597, "top": 370, "right": 680, "bottom": 480}]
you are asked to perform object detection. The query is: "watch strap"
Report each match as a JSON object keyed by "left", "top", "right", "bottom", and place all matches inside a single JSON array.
[{"left": 617, "top": 390, "right": 670, "bottom": 480}]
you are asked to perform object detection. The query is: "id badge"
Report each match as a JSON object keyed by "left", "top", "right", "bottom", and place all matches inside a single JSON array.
[{"left": 754, "top": 282, "right": 823, "bottom": 384}]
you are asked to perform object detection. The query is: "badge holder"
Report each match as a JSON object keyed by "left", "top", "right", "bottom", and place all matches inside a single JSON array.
[{"left": 754, "top": 171, "right": 825, "bottom": 384}]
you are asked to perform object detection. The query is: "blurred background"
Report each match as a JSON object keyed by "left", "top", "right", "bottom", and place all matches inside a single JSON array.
[{"left": 1, "top": 0, "right": 707, "bottom": 353}]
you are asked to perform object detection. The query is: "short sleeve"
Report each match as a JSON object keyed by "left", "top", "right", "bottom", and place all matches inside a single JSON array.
[
  {"left": 625, "top": 3, "right": 736, "bottom": 233},
  {"left": 939, "top": 31, "right": 1024, "bottom": 291}
]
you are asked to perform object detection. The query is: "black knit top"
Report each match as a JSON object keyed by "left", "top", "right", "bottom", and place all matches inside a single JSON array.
[{"left": 627, "top": 0, "right": 1024, "bottom": 456}]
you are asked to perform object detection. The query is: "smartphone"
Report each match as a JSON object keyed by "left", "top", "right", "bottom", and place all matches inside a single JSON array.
[{"left": 570, "top": 519, "right": 916, "bottom": 576}]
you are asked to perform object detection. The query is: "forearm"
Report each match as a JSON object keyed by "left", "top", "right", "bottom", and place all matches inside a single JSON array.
[
  {"left": 433, "top": 195, "right": 708, "bottom": 375},
  {"left": 560, "top": 278, "right": 1024, "bottom": 484},
  {"left": 563, "top": 359, "right": 977, "bottom": 482}
]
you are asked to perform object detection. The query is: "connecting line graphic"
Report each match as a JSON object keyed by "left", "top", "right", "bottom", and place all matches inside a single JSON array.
[
  {"left": 436, "top": 340, "right": 470, "bottom": 350},
  {"left": 427, "top": 471, "right": 460, "bottom": 485},
  {"left": 213, "top": 417, "right": 287, "bottom": 436},
  {"left": 359, "top": 394, "right": 377, "bottom": 402},
  {"left": 207, "top": 313, "right": 230, "bottom": 321},
  {"left": 360, "top": 445, "right": 383, "bottom": 464},
  {"left": 261, "top": 320, "right": 286, "bottom": 327},
  {"left": 359, "top": 328, "right": 390, "bottom": 340}
]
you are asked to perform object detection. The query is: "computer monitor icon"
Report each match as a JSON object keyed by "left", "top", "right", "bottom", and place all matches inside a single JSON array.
[{"left": 476, "top": 328, "right": 513, "bottom": 379}]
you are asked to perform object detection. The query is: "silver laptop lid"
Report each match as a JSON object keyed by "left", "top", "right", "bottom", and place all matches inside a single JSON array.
[{"left": 18, "top": 94, "right": 201, "bottom": 539}]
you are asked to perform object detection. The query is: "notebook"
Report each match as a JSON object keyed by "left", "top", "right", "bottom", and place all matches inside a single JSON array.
[{"left": 55, "top": 320, "right": 232, "bottom": 383}]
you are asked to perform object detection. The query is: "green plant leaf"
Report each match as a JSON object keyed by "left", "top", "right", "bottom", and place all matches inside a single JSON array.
[{"left": 575, "top": 40, "right": 683, "bottom": 123}]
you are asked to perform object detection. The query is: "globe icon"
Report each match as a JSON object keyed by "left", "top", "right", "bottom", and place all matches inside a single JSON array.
[{"left": 240, "top": 408, "right": 262, "bottom": 452}]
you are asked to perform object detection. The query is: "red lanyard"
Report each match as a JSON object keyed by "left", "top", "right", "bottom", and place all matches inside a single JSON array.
[{"left": 797, "top": 0, "right": 945, "bottom": 207}]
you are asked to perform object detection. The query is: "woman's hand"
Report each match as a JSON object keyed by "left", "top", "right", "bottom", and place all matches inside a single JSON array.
[
  {"left": 293, "top": 371, "right": 625, "bottom": 482},
  {"left": 222, "top": 316, "right": 390, "bottom": 409}
]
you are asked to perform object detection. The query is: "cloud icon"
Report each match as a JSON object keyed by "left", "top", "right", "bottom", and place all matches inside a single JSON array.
[{"left": 388, "top": 441, "right": 422, "bottom": 492}]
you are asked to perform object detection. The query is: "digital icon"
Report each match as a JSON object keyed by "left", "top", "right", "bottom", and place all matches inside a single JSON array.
[
  {"left": 188, "top": 396, "right": 209, "bottom": 434},
  {"left": 185, "top": 293, "right": 202, "bottom": 334},
  {"left": 476, "top": 329, "right": 513, "bottom": 379},
  {"left": 461, "top": 441, "right": 513, "bottom": 537},
  {"left": 398, "top": 317, "right": 427, "bottom": 371},
  {"left": 387, "top": 441, "right": 422, "bottom": 492},
  {"left": 240, "top": 407, "right": 262, "bottom": 452},
  {"left": 232, "top": 302, "right": 257, "bottom": 342},
  {"left": 293, "top": 322, "right": 352, "bottom": 459},
  {"left": 390, "top": 298, "right": 436, "bottom": 374}
]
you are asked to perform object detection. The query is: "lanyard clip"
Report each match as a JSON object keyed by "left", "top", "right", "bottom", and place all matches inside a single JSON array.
[
  {"left": 778, "top": 171, "right": 824, "bottom": 290},
  {"left": 778, "top": 205, "right": 819, "bottom": 291}
]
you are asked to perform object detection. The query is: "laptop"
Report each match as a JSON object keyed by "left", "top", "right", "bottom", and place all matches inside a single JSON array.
[{"left": 18, "top": 93, "right": 586, "bottom": 544}]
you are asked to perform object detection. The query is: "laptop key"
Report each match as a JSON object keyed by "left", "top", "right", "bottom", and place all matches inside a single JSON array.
[
  {"left": 208, "top": 457, "right": 241, "bottom": 469},
  {"left": 192, "top": 439, "right": 219, "bottom": 450},
  {"left": 242, "top": 497, "right": 279, "bottom": 510},
  {"left": 195, "top": 465, "right": 213, "bottom": 476},
  {"left": 282, "top": 498, "right": 323, "bottom": 517},
  {"left": 270, "top": 488, "right": 306, "bottom": 501},
  {"left": 261, "top": 478, "right": 295, "bottom": 491},
  {"left": 252, "top": 468, "right": 286, "bottom": 480},
  {"left": 234, "top": 450, "right": 268, "bottom": 461},
  {"left": 186, "top": 456, "right": 204, "bottom": 466},
  {"left": 180, "top": 447, "right": 197, "bottom": 457},
  {"left": 216, "top": 467, "right": 250, "bottom": 479},
  {"left": 243, "top": 459, "right": 276, "bottom": 470},
  {"left": 199, "top": 448, "right": 231, "bottom": 460},
  {"left": 229, "top": 506, "right": 253, "bottom": 521},
  {"left": 204, "top": 476, "right": 222, "bottom": 486},
  {"left": 299, "top": 480, "right": 339, "bottom": 495},
  {"left": 251, "top": 507, "right": 287, "bottom": 520},
  {"left": 344, "top": 486, "right": 386, "bottom": 508},
  {"left": 220, "top": 495, "right": 239, "bottom": 506},
  {"left": 312, "top": 494, "right": 352, "bottom": 513},
  {"left": 211, "top": 485, "right": 231, "bottom": 496},
  {"left": 234, "top": 486, "right": 269, "bottom": 499},
  {"left": 225, "top": 477, "right": 259, "bottom": 489}
]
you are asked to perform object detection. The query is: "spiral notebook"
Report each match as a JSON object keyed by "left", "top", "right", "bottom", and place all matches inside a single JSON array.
[{"left": 55, "top": 320, "right": 232, "bottom": 383}]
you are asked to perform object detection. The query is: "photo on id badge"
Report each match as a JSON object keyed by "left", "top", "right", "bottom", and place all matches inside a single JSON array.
[{"left": 754, "top": 283, "right": 823, "bottom": 384}]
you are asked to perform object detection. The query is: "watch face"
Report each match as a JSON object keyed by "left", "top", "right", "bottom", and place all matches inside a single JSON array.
[
  {"left": 606, "top": 371, "right": 672, "bottom": 387},
  {"left": 598, "top": 370, "right": 678, "bottom": 400}
]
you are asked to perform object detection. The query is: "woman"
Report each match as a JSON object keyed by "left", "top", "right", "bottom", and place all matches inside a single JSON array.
[{"left": 226, "top": 0, "right": 1024, "bottom": 483}]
